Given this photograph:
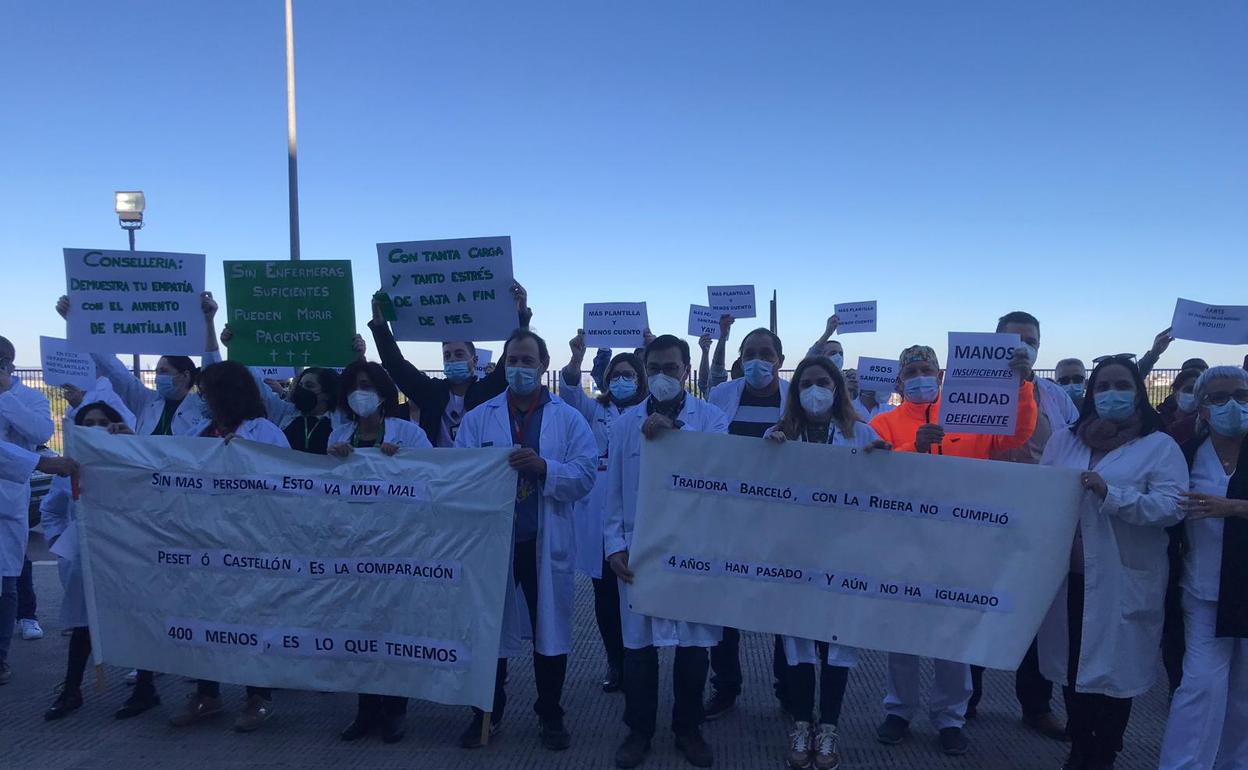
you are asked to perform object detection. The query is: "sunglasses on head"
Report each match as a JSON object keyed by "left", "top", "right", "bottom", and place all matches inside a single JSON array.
[{"left": 1092, "top": 353, "right": 1138, "bottom": 365}]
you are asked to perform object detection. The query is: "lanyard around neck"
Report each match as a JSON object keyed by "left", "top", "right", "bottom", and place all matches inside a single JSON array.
[{"left": 352, "top": 419, "right": 384, "bottom": 447}]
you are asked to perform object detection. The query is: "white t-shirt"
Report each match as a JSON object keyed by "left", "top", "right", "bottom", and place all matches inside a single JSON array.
[
  {"left": 1182, "top": 439, "right": 1232, "bottom": 602},
  {"left": 438, "top": 392, "right": 466, "bottom": 448}
]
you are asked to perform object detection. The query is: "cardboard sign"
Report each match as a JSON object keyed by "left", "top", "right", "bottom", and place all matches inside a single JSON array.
[
  {"left": 708, "top": 285, "right": 756, "bottom": 319},
  {"left": 63, "top": 248, "right": 206, "bottom": 355},
  {"left": 856, "top": 356, "right": 900, "bottom": 396},
  {"left": 582, "top": 303, "right": 648, "bottom": 348},
  {"left": 688, "top": 305, "right": 722, "bottom": 340},
  {"left": 223, "top": 260, "right": 356, "bottom": 369},
  {"left": 377, "top": 236, "right": 516, "bottom": 342},
  {"left": 940, "top": 332, "right": 1022, "bottom": 436},
  {"left": 39, "top": 336, "right": 96, "bottom": 390},
  {"left": 1170, "top": 298, "right": 1248, "bottom": 345},
  {"left": 834, "top": 301, "right": 878, "bottom": 334},
  {"left": 475, "top": 349, "right": 493, "bottom": 379}
]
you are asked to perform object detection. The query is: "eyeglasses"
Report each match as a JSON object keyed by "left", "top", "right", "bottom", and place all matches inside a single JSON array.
[
  {"left": 1092, "top": 353, "right": 1137, "bottom": 364},
  {"left": 1203, "top": 390, "right": 1248, "bottom": 407},
  {"left": 645, "top": 364, "right": 684, "bottom": 377}
]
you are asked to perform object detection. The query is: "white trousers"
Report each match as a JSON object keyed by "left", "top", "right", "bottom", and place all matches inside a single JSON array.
[
  {"left": 883, "top": 653, "right": 971, "bottom": 730},
  {"left": 1158, "top": 591, "right": 1248, "bottom": 770}
]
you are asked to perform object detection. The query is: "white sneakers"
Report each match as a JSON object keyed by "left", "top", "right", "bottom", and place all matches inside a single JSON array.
[{"left": 18, "top": 619, "right": 43, "bottom": 640}]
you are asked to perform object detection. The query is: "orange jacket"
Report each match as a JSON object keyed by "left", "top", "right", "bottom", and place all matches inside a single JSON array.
[{"left": 869, "top": 380, "right": 1037, "bottom": 458}]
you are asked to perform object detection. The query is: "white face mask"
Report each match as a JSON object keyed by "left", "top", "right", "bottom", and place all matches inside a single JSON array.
[
  {"left": 648, "top": 374, "right": 683, "bottom": 403},
  {"left": 799, "top": 385, "right": 837, "bottom": 416},
  {"left": 347, "top": 390, "right": 382, "bottom": 417}
]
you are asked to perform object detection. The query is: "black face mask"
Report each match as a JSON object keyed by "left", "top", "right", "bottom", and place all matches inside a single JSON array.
[{"left": 291, "top": 387, "right": 319, "bottom": 414}]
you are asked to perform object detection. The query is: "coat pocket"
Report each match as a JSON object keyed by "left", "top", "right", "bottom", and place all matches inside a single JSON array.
[
  {"left": 545, "top": 513, "right": 574, "bottom": 574},
  {"left": 1119, "top": 566, "right": 1165, "bottom": 622}
]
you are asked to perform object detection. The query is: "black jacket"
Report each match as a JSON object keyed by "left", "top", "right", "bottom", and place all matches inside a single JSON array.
[{"left": 1217, "top": 434, "right": 1248, "bottom": 638}]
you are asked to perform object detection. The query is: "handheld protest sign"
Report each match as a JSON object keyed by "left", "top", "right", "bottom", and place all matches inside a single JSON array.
[
  {"left": 688, "top": 305, "right": 721, "bottom": 340},
  {"left": 40, "top": 336, "right": 96, "bottom": 390},
  {"left": 834, "top": 301, "right": 877, "bottom": 334},
  {"left": 856, "top": 356, "right": 899, "bottom": 396},
  {"left": 377, "top": 236, "right": 516, "bottom": 342},
  {"left": 475, "top": 349, "right": 493, "bottom": 379},
  {"left": 582, "top": 303, "right": 648, "bottom": 348},
  {"left": 63, "top": 248, "right": 206, "bottom": 355},
  {"left": 940, "top": 332, "right": 1022, "bottom": 436},
  {"left": 708, "top": 285, "right": 756, "bottom": 319},
  {"left": 1170, "top": 298, "right": 1248, "bottom": 345},
  {"left": 223, "top": 260, "right": 356, "bottom": 368}
]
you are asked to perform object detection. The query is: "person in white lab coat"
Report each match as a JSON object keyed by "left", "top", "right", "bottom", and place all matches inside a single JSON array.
[
  {"left": 1036, "top": 355, "right": 1187, "bottom": 770},
  {"left": 606, "top": 334, "right": 729, "bottom": 770},
  {"left": 454, "top": 329, "right": 597, "bottom": 751},
  {"left": 169, "top": 360, "right": 290, "bottom": 733},
  {"left": 327, "top": 360, "right": 432, "bottom": 744},
  {"left": 1158, "top": 366, "right": 1248, "bottom": 770},
  {"left": 0, "top": 335, "right": 55, "bottom": 685},
  {"left": 762, "top": 356, "right": 890, "bottom": 770},
  {"left": 560, "top": 331, "right": 648, "bottom": 694},
  {"left": 60, "top": 376, "right": 136, "bottom": 427}
]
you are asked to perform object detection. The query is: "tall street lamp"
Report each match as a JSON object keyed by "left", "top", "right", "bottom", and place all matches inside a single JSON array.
[{"left": 115, "top": 191, "right": 145, "bottom": 374}]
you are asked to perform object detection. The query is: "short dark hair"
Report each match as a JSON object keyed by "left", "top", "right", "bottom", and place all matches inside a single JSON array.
[
  {"left": 198, "top": 361, "right": 266, "bottom": 427},
  {"left": 443, "top": 340, "right": 477, "bottom": 358},
  {"left": 1171, "top": 368, "right": 1202, "bottom": 392},
  {"left": 73, "top": 400, "right": 126, "bottom": 426},
  {"left": 160, "top": 355, "right": 200, "bottom": 388},
  {"left": 503, "top": 329, "right": 549, "bottom": 367},
  {"left": 996, "top": 311, "right": 1040, "bottom": 333},
  {"left": 1072, "top": 356, "right": 1162, "bottom": 437},
  {"left": 740, "top": 328, "right": 783, "bottom": 357},
  {"left": 296, "top": 367, "right": 340, "bottom": 404},
  {"left": 338, "top": 360, "right": 400, "bottom": 419},
  {"left": 1180, "top": 358, "right": 1209, "bottom": 372},
  {"left": 644, "top": 334, "right": 690, "bottom": 366},
  {"left": 0, "top": 336, "right": 13, "bottom": 359}
]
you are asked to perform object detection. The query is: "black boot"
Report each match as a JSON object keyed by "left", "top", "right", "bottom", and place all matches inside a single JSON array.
[
  {"left": 602, "top": 664, "right": 622, "bottom": 693},
  {"left": 340, "top": 710, "right": 376, "bottom": 742},
  {"left": 45, "top": 688, "right": 84, "bottom": 721},
  {"left": 114, "top": 684, "right": 161, "bottom": 720},
  {"left": 380, "top": 711, "right": 405, "bottom": 744}
]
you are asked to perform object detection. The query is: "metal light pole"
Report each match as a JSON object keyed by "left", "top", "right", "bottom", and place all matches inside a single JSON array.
[
  {"left": 285, "top": 0, "right": 301, "bottom": 262},
  {"left": 115, "top": 191, "right": 146, "bottom": 376}
]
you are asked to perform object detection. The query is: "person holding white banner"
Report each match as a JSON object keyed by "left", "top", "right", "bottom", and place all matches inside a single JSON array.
[
  {"left": 1158, "top": 366, "right": 1248, "bottom": 770},
  {"left": 763, "top": 356, "right": 890, "bottom": 770},
  {"left": 606, "top": 334, "right": 729, "bottom": 769},
  {"left": 169, "top": 360, "right": 290, "bottom": 732},
  {"left": 454, "top": 329, "right": 597, "bottom": 751},
  {"left": 560, "top": 332, "right": 649, "bottom": 694},
  {"left": 1036, "top": 355, "right": 1187, "bottom": 770},
  {"left": 869, "top": 343, "right": 1036, "bottom": 756}
]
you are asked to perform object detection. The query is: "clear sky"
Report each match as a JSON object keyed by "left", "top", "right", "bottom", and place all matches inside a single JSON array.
[{"left": 3, "top": 1, "right": 1245, "bottom": 372}]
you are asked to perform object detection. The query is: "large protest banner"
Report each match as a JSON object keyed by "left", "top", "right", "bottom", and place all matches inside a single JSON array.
[
  {"left": 223, "top": 260, "right": 356, "bottom": 368},
  {"left": 63, "top": 248, "right": 206, "bottom": 355},
  {"left": 377, "top": 236, "right": 516, "bottom": 342},
  {"left": 627, "top": 431, "right": 1083, "bottom": 670},
  {"left": 72, "top": 428, "right": 516, "bottom": 709}
]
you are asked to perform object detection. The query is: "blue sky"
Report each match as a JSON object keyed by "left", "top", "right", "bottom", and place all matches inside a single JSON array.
[{"left": 3, "top": 1, "right": 1245, "bottom": 372}]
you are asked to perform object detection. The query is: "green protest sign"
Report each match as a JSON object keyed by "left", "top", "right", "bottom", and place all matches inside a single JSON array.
[{"left": 223, "top": 260, "right": 356, "bottom": 368}]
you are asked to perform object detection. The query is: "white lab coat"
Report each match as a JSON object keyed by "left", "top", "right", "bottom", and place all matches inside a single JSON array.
[
  {"left": 852, "top": 397, "right": 895, "bottom": 422},
  {"left": 558, "top": 377, "right": 627, "bottom": 579},
  {"left": 65, "top": 377, "right": 136, "bottom": 427},
  {"left": 252, "top": 368, "right": 351, "bottom": 432},
  {"left": 455, "top": 389, "right": 597, "bottom": 657},
  {"left": 708, "top": 376, "right": 789, "bottom": 421},
  {"left": 1036, "top": 428, "right": 1188, "bottom": 698},
  {"left": 0, "top": 379, "right": 54, "bottom": 576},
  {"left": 0, "top": 442, "right": 38, "bottom": 483},
  {"left": 39, "top": 475, "right": 87, "bottom": 626},
  {"left": 177, "top": 416, "right": 290, "bottom": 448},
  {"left": 605, "top": 396, "right": 730, "bottom": 649},
  {"left": 94, "top": 352, "right": 207, "bottom": 437},
  {"left": 1036, "top": 377, "right": 1080, "bottom": 431},
  {"left": 327, "top": 417, "right": 432, "bottom": 451}
]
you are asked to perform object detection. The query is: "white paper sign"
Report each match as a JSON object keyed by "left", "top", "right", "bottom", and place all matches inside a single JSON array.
[
  {"left": 377, "top": 236, "right": 516, "bottom": 343},
  {"left": 708, "top": 285, "right": 756, "bottom": 319},
  {"left": 834, "top": 301, "right": 878, "bottom": 334},
  {"left": 940, "top": 332, "right": 1022, "bottom": 436},
  {"left": 628, "top": 431, "right": 1083, "bottom": 669},
  {"left": 256, "top": 366, "right": 296, "bottom": 380},
  {"left": 73, "top": 428, "right": 516, "bottom": 710},
  {"left": 688, "top": 305, "right": 722, "bottom": 340},
  {"left": 63, "top": 248, "right": 207, "bottom": 355},
  {"left": 856, "top": 356, "right": 899, "bottom": 395},
  {"left": 39, "top": 336, "right": 96, "bottom": 390},
  {"left": 475, "top": 349, "right": 493, "bottom": 379},
  {"left": 1170, "top": 298, "right": 1248, "bottom": 346},
  {"left": 582, "top": 302, "right": 649, "bottom": 348}
]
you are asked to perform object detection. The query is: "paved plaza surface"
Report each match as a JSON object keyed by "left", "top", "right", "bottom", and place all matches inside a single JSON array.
[{"left": 2, "top": 559, "right": 1169, "bottom": 769}]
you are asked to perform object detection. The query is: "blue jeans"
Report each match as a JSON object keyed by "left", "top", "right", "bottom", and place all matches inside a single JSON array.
[{"left": 0, "top": 575, "right": 17, "bottom": 662}]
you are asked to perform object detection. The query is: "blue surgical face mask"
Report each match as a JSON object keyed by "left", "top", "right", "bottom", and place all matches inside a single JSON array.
[
  {"left": 608, "top": 377, "right": 638, "bottom": 402},
  {"left": 1176, "top": 392, "right": 1198, "bottom": 413},
  {"left": 743, "top": 359, "right": 775, "bottom": 389},
  {"left": 903, "top": 375, "right": 939, "bottom": 404},
  {"left": 155, "top": 374, "right": 178, "bottom": 400},
  {"left": 1062, "top": 383, "right": 1085, "bottom": 402},
  {"left": 829, "top": 353, "right": 844, "bottom": 369},
  {"left": 1208, "top": 400, "right": 1248, "bottom": 437},
  {"left": 1094, "top": 390, "right": 1137, "bottom": 421},
  {"left": 444, "top": 360, "right": 472, "bottom": 384},
  {"left": 506, "top": 367, "right": 540, "bottom": 396}
]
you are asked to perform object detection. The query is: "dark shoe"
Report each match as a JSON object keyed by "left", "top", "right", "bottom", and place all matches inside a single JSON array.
[
  {"left": 459, "top": 712, "right": 502, "bottom": 749},
  {"left": 169, "top": 694, "right": 224, "bottom": 727},
  {"left": 602, "top": 665, "right": 622, "bottom": 693},
  {"left": 539, "top": 714, "right": 571, "bottom": 751},
  {"left": 233, "top": 694, "right": 275, "bottom": 732},
  {"left": 703, "top": 690, "right": 736, "bottom": 721},
  {"left": 114, "top": 687, "right": 161, "bottom": 719},
  {"left": 1023, "top": 712, "right": 1070, "bottom": 741},
  {"left": 44, "top": 688, "right": 84, "bottom": 721},
  {"left": 1060, "top": 749, "right": 1087, "bottom": 770},
  {"left": 938, "top": 727, "right": 969, "bottom": 756},
  {"left": 964, "top": 703, "right": 978, "bottom": 720},
  {"left": 875, "top": 715, "right": 910, "bottom": 745},
  {"left": 615, "top": 732, "right": 652, "bottom": 768},
  {"left": 0, "top": 661, "right": 11, "bottom": 685},
  {"left": 675, "top": 729, "right": 714, "bottom": 767},
  {"left": 340, "top": 712, "right": 375, "bottom": 742},
  {"left": 380, "top": 712, "right": 405, "bottom": 744}
]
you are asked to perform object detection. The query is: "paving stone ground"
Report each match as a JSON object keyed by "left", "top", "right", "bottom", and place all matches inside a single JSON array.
[{"left": 1, "top": 562, "right": 1169, "bottom": 769}]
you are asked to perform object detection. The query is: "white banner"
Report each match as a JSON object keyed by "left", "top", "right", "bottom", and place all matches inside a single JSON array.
[
  {"left": 377, "top": 236, "right": 516, "bottom": 343},
  {"left": 583, "top": 302, "right": 648, "bottom": 348},
  {"left": 834, "top": 301, "right": 877, "bottom": 334},
  {"left": 63, "top": 248, "right": 206, "bottom": 355},
  {"left": 707, "top": 285, "right": 756, "bottom": 319},
  {"left": 1170, "top": 298, "right": 1248, "bottom": 345},
  {"left": 72, "top": 428, "right": 516, "bottom": 710},
  {"left": 627, "top": 431, "right": 1082, "bottom": 669},
  {"left": 39, "top": 335, "right": 96, "bottom": 390},
  {"left": 940, "top": 332, "right": 1022, "bottom": 436}
]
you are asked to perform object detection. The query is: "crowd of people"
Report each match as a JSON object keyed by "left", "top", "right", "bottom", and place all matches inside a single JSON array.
[{"left": 1, "top": 288, "right": 1246, "bottom": 770}]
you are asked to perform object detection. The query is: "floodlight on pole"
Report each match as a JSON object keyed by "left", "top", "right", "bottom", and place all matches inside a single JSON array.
[{"left": 115, "top": 190, "right": 145, "bottom": 374}]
